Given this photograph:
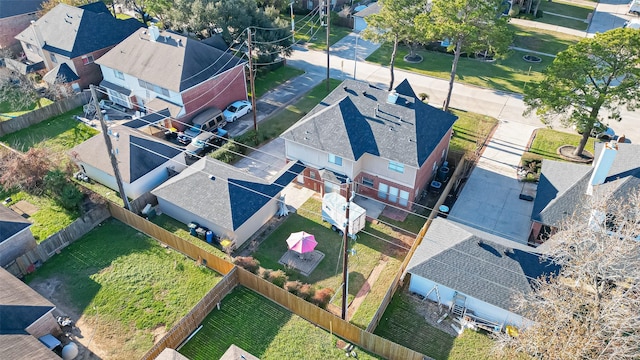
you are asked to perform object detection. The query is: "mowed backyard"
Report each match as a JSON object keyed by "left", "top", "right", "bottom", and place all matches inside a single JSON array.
[
  {"left": 26, "top": 219, "right": 221, "bottom": 360},
  {"left": 179, "top": 286, "right": 383, "bottom": 360},
  {"left": 252, "top": 197, "right": 413, "bottom": 329}
]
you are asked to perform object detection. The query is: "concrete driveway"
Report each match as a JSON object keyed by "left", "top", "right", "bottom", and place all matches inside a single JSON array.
[
  {"left": 233, "top": 137, "right": 287, "bottom": 180},
  {"left": 588, "top": 0, "right": 634, "bottom": 35},
  {"left": 448, "top": 122, "right": 539, "bottom": 244}
]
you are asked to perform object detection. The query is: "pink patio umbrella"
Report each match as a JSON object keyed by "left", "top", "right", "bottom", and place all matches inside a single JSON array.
[{"left": 286, "top": 231, "right": 318, "bottom": 255}]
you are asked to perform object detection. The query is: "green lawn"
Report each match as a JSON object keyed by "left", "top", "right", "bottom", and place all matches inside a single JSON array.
[
  {"left": 450, "top": 109, "right": 499, "bottom": 154},
  {"left": 526, "top": 128, "right": 596, "bottom": 161},
  {"left": 538, "top": 0, "right": 595, "bottom": 19},
  {"left": 26, "top": 218, "right": 220, "bottom": 359},
  {"left": 534, "top": 14, "right": 589, "bottom": 31},
  {"left": 378, "top": 214, "right": 427, "bottom": 236},
  {"left": 0, "top": 107, "right": 98, "bottom": 155},
  {"left": 374, "top": 290, "right": 526, "bottom": 360},
  {"left": 0, "top": 98, "right": 54, "bottom": 121},
  {"left": 252, "top": 198, "right": 406, "bottom": 317},
  {"left": 510, "top": 23, "right": 582, "bottom": 55},
  {"left": 366, "top": 45, "right": 551, "bottom": 94},
  {"left": 253, "top": 66, "right": 305, "bottom": 98},
  {"left": 0, "top": 188, "right": 79, "bottom": 242},
  {"left": 179, "top": 286, "right": 382, "bottom": 360},
  {"left": 74, "top": 179, "right": 128, "bottom": 206},
  {"left": 151, "top": 214, "right": 228, "bottom": 258},
  {"left": 295, "top": 15, "right": 353, "bottom": 51}
]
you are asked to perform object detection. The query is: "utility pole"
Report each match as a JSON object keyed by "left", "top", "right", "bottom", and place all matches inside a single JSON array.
[
  {"left": 353, "top": 33, "right": 359, "bottom": 80},
  {"left": 290, "top": 1, "right": 295, "bottom": 44},
  {"left": 341, "top": 179, "right": 351, "bottom": 320},
  {"left": 326, "top": 0, "right": 331, "bottom": 91},
  {"left": 247, "top": 28, "right": 258, "bottom": 132},
  {"left": 90, "top": 85, "right": 131, "bottom": 210}
]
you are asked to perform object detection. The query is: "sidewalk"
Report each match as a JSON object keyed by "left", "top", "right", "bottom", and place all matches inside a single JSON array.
[{"left": 510, "top": 18, "right": 587, "bottom": 37}]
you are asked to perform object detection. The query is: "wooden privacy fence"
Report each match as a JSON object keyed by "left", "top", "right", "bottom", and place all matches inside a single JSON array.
[
  {"left": 141, "top": 267, "right": 239, "bottom": 360},
  {"left": 108, "top": 202, "right": 235, "bottom": 275},
  {"left": 237, "top": 267, "right": 427, "bottom": 360},
  {"left": 4, "top": 205, "right": 110, "bottom": 277},
  {"left": 366, "top": 158, "right": 468, "bottom": 333},
  {"left": 0, "top": 91, "right": 91, "bottom": 137}
]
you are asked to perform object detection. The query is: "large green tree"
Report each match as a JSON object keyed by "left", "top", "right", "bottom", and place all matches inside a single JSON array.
[
  {"left": 524, "top": 28, "right": 640, "bottom": 157},
  {"left": 360, "top": 0, "right": 429, "bottom": 91},
  {"left": 417, "top": 0, "right": 512, "bottom": 111}
]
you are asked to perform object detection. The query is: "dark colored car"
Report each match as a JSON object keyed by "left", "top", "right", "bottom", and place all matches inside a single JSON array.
[{"left": 185, "top": 128, "right": 229, "bottom": 158}]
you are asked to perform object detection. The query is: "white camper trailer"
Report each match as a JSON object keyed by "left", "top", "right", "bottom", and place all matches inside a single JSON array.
[{"left": 322, "top": 192, "right": 366, "bottom": 239}]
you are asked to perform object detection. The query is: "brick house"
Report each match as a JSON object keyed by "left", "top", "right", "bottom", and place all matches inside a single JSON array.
[
  {"left": 95, "top": 25, "right": 247, "bottom": 131},
  {"left": 14, "top": 2, "right": 144, "bottom": 89},
  {"left": 280, "top": 79, "right": 458, "bottom": 210},
  {"left": 0, "top": 0, "right": 40, "bottom": 51}
]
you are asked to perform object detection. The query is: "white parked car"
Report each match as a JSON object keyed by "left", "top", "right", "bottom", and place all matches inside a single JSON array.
[{"left": 223, "top": 100, "right": 252, "bottom": 122}]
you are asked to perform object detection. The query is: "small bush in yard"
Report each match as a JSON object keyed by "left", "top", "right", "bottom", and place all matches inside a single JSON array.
[
  {"left": 234, "top": 256, "right": 260, "bottom": 273},
  {"left": 297, "top": 283, "right": 315, "bottom": 301},
  {"left": 312, "top": 288, "right": 334, "bottom": 309},
  {"left": 258, "top": 267, "right": 271, "bottom": 279},
  {"left": 268, "top": 269, "right": 288, "bottom": 288},
  {"left": 285, "top": 280, "right": 303, "bottom": 293}
]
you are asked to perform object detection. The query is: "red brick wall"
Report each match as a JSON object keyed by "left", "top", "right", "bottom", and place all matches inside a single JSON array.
[
  {"left": 354, "top": 172, "right": 415, "bottom": 209},
  {"left": 72, "top": 47, "right": 113, "bottom": 89},
  {"left": 415, "top": 128, "right": 452, "bottom": 198},
  {"left": 0, "top": 14, "right": 37, "bottom": 50},
  {"left": 181, "top": 65, "right": 247, "bottom": 117}
]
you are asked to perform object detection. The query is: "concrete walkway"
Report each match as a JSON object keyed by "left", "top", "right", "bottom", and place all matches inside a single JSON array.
[{"left": 509, "top": 18, "right": 588, "bottom": 37}]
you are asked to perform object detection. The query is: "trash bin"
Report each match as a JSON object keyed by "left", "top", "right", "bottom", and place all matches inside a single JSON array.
[
  {"left": 205, "top": 231, "right": 214, "bottom": 244},
  {"left": 196, "top": 227, "right": 207, "bottom": 239},
  {"left": 188, "top": 222, "right": 199, "bottom": 236},
  {"left": 437, "top": 166, "right": 450, "bottom": 181}
]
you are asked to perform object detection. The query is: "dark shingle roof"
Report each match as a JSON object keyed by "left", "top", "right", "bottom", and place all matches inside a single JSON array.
[
  {"left": 281, "top": 79, "right": 457, "bottom": 168},
  {"left": 0, "top": 206, "right": 31, "bottom": 244},
  {"left": 70, "top": 126, "right": 182, "bottom": 183},
  {"left": 95, "top": 28, "right": 246, "bottom": 92},
  {"left": 0, "top": 0, "right": 40, "bottom": 19},
  {"left": 532, "top": 142, "right": 640, "bottom": 227},
  {"left": 0, "top": 267, "right": 55, "bottom": 335},
  {"left": 354, "top": 2, "right": 381, "bottom": 17},
  {"left": 42, "top": 63, "right": 79, "bottom": 84},
  {"left": 15, "top": 3, "right": 145, "bottom": 59},
  {"left": 407, "top": 218, "right": 558, "bottom": 312},
  {"left": 0, "top": 334, "right": 61, "bottom": 359},
  {"left": 152, "top": 159, "right": 304, "bottom": 230}
]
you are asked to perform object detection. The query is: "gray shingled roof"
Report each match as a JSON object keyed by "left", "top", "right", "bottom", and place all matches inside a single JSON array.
[
  {"left": 0, "top": 334, "right": 61, "bottom": 359},
  {"left": 152, "top": 159, "right": 304, "bottom": 230},
  {"left": 0, "top": 206, "right": 31, "bottom": 244},
  {"left": 42, "top": 63, "right": 79, "bottom": 84},
  {"left": 280, "top": 79, "right": 457, "bottom": 168},
  {"left": 0, "top": 267, "right": 55, "bottom": 335},
  {"left": 15, "top": 3, "right": 144, "bottom": 59},
  {"left": 0, "top": 0, "right": 40, "bottom": 19},
  {"left": 95, "top": 28, "right": 246, "bottom": 92},
  {"left": 70, "top": 126, "right": 182, "bottom": 183},
  {"left": 406, "top": 218, "right": 558, "bottom": 312},
  {"left": 532, "top": 142, "right": 640, "bottom": 227}
]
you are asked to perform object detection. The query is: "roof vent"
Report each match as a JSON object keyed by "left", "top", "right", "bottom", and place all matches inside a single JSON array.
[
  {"left": 388, "top": 127, "right": 393, "bottom": 131},
  {"left": 477, "top": 240, "right": 484, "bottom": 246},
  {"left": 178, "top": 39, "right": 183, "bottom": 47},
  {"left": 148, "top": 25, "right": 161, "bottom": 42},
  {"left": 344, "top": 86, "right": 348, "bottom": 91},
  {"left": 503, "top": 248, "right": 513, "bottom": 256},
  {"left": 209, "top": 175, "right": 216, "bottom": 181},
  {"left": 387, "top": 91, "right": 399, "bottom": 104},
  {"left": 363, "top": 91, "right": 367, "bottom": 96}
]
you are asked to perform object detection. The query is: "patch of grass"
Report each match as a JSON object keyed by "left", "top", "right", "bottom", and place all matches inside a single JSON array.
[
  {"left": 533, "top": 14, "right": 589, "bottom": 31},
  {"left": 179, "top": 286, "right": 382, "bottom": 360},
  {"left": 253, "top": 66, "right": 305, "bottom": 98},
  {"left": 526, "top": 128, "right": 596, "bottom": 161},
  {"left": 26, "top": 218, "right": 220, "bottom": 359},
  {"left": 0, "top": 98, "right": 54, "bottom": 120},
  {"left": 510, "top": 23, "right": 582, "bottom": 55},
  {"left": 151, "top": 214, "right": 228, "bottom": 258},
  {"left": 0, "top": 107, "right": 98, "bottom": 154},
  {"left": 378, "top": 214, "right": 426, "bottom": 236},
  {"left": 253, "top": 197, "right": 406, "bottom": 309},
  {"left": 349, "top": 260, "right": 398, "bottom": 329},
  {"left": 74, "top": 180, "right": 127, "bottom": 206},
  {"left": 296, "top": 15, "right": 352, "bottom": 51},
  {"left": 115, "top": 13, "right": 132, "bottom": 20},
  {"left": 0, "top": 189, "right": 78, "bottom": 242},
  {"left": 366, "top": 45, "right": 550, "bottom": 93},
  {"left": 449, "top": 109, "right": 499, "bottom": 154},
  {"left": 538, "top": 0, "right": 595, "bottom": 19}
]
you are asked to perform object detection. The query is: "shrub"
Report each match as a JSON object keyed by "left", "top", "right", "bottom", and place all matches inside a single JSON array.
[
  {"left": 418, "top": 93, "right": 429, "bottom": 102},
  {"left": 258, "top": 267, "right": 271, "bottom": 280},
  {"left": 535, "top": 9, "right": 543, "bottom": 18},
  {"left": 297, "top": 283, "right": 315, "bottom": 301},
  {"left": 268, "top": 269, "right": 288, "bottom": 288},
  {"left": 234, "top": 256, "right": 260, "bottom": 273},
  {"left": 508, "top": 4, "right": 520, "bottom": 17},
  {"left": 312, "top": 288, "right": 334, "bottom": 309},
  {"left": 285, "top": 280, "right": 303, "bottom": 294}
]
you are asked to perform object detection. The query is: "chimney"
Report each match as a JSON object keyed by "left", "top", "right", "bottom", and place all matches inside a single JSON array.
[
  {"left": 387, "top": 90, "right": 399, "bottom": 104},
  {"left": 148, "top": 25, "right": 161, "bottom": 42},
  {"left": 587, "top": 140, "right": 618, "bottom": 195}
]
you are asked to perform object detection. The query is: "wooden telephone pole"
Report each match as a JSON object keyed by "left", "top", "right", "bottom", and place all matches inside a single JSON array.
[
  {"left": 341, "top": 180, "right": 351, "bottom": 320},
  {"left": 90, "top": 85, "right": 130, "bottom": 210},
  {"left": 247, "top": 27, "right": 258, "bottom": 132},
  {"left": 326, "top": 0, "right": 331, "bottom": 91}
]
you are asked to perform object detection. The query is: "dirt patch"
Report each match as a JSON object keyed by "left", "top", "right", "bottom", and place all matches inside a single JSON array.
[
  {"left": 404, "top": 289, "right": 460, "bottom": 337},
  {"left": 152, "top": 324, "right": 167, "bottom": 344},
  {"left": 557, "top": 145, "right": 594, "bottom": 163}
]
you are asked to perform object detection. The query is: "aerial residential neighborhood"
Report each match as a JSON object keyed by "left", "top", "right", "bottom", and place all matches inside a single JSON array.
[{"left": 0, "top": 0, "right": 639, "bottom": 359}]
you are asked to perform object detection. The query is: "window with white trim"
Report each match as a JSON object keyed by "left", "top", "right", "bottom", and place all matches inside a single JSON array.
[
  {"left": 108, "top": 89, "right": 129, "bottom": 108},
  {"left": 49, "top": 53, "right": 57, "bottom": 63},
  {"left": 82, "top": 55, "right": 94, "bottom": 65},
  {"left": 388, "top": 160, "right": 404, "bottom": 173},
  {"left": 399, "top": 190, "right": 409, "bottom": 206},
  {"left": 378, "top": 183, "right": 388, "bottom": 200},
  {"left": 328, "top": 153, "right": 342, "bottom": 166},
  {"left": 138, "top": 79, "right": 170, "bottom": 97},
  {"left": 114, "top": 70, "right": 124, "bottom": 80},
  {"left": 362, "top": 176, "right": 374, "bottom": 187}
]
